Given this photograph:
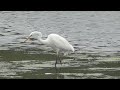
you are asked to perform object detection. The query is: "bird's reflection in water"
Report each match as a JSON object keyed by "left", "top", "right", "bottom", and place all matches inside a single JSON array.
[
  {"left": 55, "top": 67, "right": 63, "bottom": 79},
  {"left": 54, "top": 56, "right": 74, "bottom": 79},
  {"left": 54, "top": 58, "right": 65, "bottom": 79}
]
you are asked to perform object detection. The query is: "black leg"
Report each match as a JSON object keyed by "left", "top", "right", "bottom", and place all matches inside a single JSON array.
[
  {"left": 55, "top": 60, "right": 57, "bottom": 68},
  {"left": 55, "top": 52, "right": 63, "bottom": 67},
  {"left": 60, "top": 59, "right": 62, "bottom": 65},
  {"left": 59, "top": 56, "right": 62, "bottom": 65},
  {"left": 58, "top": 54, "right": 62, "bottom": 65},
  {"left": 55, "top": 54, "right": 58, "bottom": 68}
]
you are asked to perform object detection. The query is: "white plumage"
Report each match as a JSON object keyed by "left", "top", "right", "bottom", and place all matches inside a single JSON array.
[
  {"left": 46, "top": 34, "right": 74, "bottom": 52},
  {"left": 24, "top": 31, "right": 74, "bottom": 67}
]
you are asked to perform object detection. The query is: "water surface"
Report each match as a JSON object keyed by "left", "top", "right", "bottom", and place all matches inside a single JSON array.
[{"left": 0, "top": 11, "right": 120, "bottom": 79}]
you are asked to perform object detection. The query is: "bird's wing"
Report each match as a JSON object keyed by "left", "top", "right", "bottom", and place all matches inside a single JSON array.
[{"left": 48, "top": 34, "right": 73, "bottom": 51}]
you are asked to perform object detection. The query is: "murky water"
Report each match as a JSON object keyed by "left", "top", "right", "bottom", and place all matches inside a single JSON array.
[{"left": 0, "top": 11, "right": 120, "bottom": 79}]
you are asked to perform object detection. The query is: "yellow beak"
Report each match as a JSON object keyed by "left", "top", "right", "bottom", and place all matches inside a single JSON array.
[{"left": 24, "top": 35, "right": 32, "bottom": 42}]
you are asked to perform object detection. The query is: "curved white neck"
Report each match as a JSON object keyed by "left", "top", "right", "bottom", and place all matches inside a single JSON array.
[{"left": 37, "top": 36, "right": 48, "bottom": 45}]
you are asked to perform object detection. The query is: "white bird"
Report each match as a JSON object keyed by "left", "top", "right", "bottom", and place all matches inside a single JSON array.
[{"left": 24, "top": 31, "right": 74, "bottom": 67}]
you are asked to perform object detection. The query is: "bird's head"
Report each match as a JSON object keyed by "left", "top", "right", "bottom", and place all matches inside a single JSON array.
[{"left": 24, "top": 31, "right": 42, "bottom": 42}]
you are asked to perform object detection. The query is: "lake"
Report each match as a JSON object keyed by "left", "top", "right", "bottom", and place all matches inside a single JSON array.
[{"left": 0, "top": 11, "right": 120, "bottom": 79}]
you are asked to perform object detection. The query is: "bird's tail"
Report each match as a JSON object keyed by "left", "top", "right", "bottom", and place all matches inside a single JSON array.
[{"left": 70, "top": 45, "right": 75, "bottom": 52}]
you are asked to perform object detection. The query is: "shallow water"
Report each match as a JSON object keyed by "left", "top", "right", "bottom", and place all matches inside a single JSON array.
[{"left": 0, "top": 11, "right": 120, "bottom": 79}]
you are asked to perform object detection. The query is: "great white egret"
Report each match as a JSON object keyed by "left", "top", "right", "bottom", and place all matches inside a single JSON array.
[{"left": 24, "top": 31, "right": 74, "bottom": 67}]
